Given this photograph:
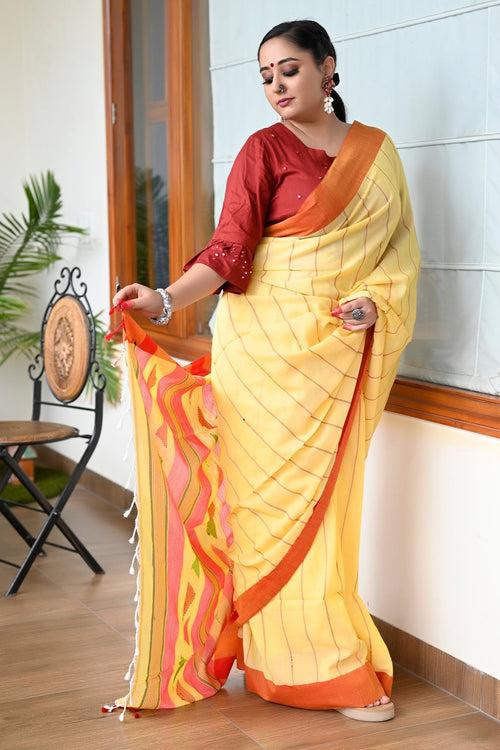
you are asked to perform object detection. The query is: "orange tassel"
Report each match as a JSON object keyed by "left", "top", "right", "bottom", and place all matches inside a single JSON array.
[{"left": 105, "top": 320, "right": 125, "bottom": 341}]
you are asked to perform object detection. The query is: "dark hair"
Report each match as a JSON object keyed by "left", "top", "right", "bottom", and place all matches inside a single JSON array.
[{"left": 257, "top": 20, "right": 346, "bottom": 122}]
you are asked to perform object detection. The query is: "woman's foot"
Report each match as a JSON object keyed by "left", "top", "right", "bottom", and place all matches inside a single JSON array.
[
  {"left": 334, "top": 695, "right": 394, "bottom": 721},
  {"left": 365, "top": 694, "right": 391, "bottom": 707}
]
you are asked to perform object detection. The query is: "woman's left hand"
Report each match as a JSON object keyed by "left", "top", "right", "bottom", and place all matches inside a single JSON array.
[{"left": 331, "top": 296, "right": 378, "bottom": 330}]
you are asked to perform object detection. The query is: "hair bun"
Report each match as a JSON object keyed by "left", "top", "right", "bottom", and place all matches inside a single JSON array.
[{"left": 333, "top": 72, "right": 340, "bottom": 86}]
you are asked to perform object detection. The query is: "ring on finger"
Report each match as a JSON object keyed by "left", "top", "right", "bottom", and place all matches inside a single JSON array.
[{"left": 351, "top": 307, "right": 365, "bottom": 321}]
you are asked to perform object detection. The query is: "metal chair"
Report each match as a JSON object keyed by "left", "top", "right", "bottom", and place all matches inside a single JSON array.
[{"left": 0, "top": 266, "right": 107, "bottom": 596}]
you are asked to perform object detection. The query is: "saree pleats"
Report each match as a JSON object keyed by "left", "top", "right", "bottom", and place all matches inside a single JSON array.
[{"left": 112, "top": 121, "right": 420, "bottom": 713}]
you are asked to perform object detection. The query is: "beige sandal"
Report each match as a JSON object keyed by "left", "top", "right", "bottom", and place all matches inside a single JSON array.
[{"left": 334, "top": 700, "right": 395, "bottom": 722}]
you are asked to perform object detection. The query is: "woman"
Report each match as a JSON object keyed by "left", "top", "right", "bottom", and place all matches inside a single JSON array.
[{"left": 104, "top": 20, "right": 420, "bottom": 724}]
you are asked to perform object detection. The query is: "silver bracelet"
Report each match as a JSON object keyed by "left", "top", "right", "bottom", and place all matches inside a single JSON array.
[{"left": 150, "top": 288, "right": 173, "bottom": 325}]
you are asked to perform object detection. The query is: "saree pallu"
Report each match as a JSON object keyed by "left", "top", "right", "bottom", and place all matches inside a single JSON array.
[{"left": 110, "top": 120, "right": 420, "bottom": 716}]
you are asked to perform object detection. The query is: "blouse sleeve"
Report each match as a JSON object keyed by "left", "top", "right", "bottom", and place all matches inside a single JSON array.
[{"left": 182, "top": 132, "right": 275, "bottom": 294}]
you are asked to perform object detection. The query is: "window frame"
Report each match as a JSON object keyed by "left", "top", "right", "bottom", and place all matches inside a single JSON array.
[{"left": 103, "top": 0, "right": 214, "bottom": 350}]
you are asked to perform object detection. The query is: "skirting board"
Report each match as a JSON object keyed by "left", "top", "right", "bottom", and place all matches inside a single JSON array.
[
  {"left": 373, "top": 618, "right": 499, "bottom": 721},
  {"left": 36, "top": 445, "right": 499, "bottom": 721}
]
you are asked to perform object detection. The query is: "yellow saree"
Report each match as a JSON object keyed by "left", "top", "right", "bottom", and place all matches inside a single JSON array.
[{"left": 105, "top": 120, "right": 420, "bottom": 719}]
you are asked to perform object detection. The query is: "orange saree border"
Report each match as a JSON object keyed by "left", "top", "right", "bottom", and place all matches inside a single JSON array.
[
  {"left": 121, "top": 311, "right": 160, "bottom": 350},
  {"left": 213, "top": 626, "right": 393, "bottom": 709},
  {"left": 243, "top": 661, "right": 392, "bottom": 710},
  {"left": 264, "top": 120, "right": 387, "bottom": 237},
  {"left": 120, "top": 311, "right": 212, "bottom": 375},
  {"left": 234, "top": 324, "right": 375, "bottom": 626}
]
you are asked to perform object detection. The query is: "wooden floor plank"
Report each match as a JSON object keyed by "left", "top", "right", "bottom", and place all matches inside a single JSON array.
[
  {"left": 0, "top": 685, "right": 263, "bottom": 750},
  {"left": 313, "top": 712, "right": 500, "bottom": 750},
  {"left": 210, "top": 666, "right": 499, "bottom": 748},
  {"left": 0, "top": 484, "right": 498, "bottom": 749}
]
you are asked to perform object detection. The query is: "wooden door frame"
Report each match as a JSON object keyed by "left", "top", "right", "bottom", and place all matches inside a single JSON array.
[
  {"left": 103, "top": 0, "right": 214, "bottom": 357},
  {"left": 102, "top": 0, "right": 500, "bottom": 438}
]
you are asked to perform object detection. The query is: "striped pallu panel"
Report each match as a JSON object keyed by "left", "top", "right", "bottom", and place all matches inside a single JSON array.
[{"left": 114, "top": 315, "right": 235, "bottom": 709}]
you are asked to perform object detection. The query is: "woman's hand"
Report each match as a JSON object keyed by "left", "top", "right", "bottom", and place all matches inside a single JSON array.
[
  {"left": 331, "top": 296, "right": 378, "bottom": 330},
  {"left": 109, "top": 265, "right": 228, "bottom": 321},
  {"left": 110, "top": 283, "right": 164, "bottom": 320}
]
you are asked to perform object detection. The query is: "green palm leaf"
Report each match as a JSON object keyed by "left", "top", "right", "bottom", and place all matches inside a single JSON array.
[
  {"left": 0, "top": 170, "right": 120, "bottom": 405},
  {"left": 0, "top": 319, "right": 40, "bottom": 365},
  {"left": 0, "top": 294, "right": 27, "bottom": 319},
  {"left": 0, "top": 171, "right": 85, "bottom": 293}
]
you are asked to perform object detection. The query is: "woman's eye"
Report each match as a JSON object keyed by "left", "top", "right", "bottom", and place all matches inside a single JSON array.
[{"left": 261, "top": 69, "right": 299, "bottom": 85}]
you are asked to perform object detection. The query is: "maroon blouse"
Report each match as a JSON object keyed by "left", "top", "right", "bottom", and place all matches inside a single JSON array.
[{"left": 182, "top": 122, "right": 335, "bottom": 294}]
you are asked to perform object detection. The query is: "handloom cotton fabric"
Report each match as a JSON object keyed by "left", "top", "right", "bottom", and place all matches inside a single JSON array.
[{"left": 109, "top": 119, "right": 420, "bottom": 715}]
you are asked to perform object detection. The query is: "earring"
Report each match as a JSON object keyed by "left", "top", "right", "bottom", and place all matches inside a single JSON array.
[{"left": 322, "top": 76, "right": 335, "bottom": 114}]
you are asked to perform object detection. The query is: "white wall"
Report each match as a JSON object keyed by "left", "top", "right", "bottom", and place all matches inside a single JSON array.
[
  {"left": 0, "top": 0, "right": 131, "bottom": 489},
  {"left": 0, "top": 0, "right": 498, "bottom": 680},
  {"left": 0, "top": 3, "right": 32, "bottom": 424},
  {"left": 362, "top": 411, "right": 500, "bottom": 679}
]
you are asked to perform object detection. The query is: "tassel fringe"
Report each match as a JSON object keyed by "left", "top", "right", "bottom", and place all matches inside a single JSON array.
[
  {"left": 100, "top": 702, "right": 141, "bottom": 720},
  {"left": 101, "top": 336, "right": 143, "bottom": 723}
]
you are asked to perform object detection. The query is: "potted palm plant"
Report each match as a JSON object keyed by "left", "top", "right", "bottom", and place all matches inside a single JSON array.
[
  {"left": 0, "top": 170, "right": 121, "bottom": 500},
  {"left": 0, "top": 169, "right": 120, "bottom": 401}
]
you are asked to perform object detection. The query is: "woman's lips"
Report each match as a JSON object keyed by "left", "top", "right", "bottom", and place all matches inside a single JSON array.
[{"left": 278, "top": 97, "right": 294, "bottom": 107}]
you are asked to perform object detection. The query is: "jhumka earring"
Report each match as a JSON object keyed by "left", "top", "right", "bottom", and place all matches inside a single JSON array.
[{"left": 322, "top": 72, "right": 340, "bottom": 114}]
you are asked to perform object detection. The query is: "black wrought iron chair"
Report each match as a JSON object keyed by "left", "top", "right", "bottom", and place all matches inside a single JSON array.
[{"left": 0, "top": 266, "right": 107, "bottom": 596}]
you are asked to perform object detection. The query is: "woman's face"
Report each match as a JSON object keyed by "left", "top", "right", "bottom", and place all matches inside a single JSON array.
[{"left": 258, "top": 37, "right": 335, "bottom": 122}]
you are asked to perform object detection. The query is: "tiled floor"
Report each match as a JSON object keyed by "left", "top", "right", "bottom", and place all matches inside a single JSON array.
[{"left": 0, "top": 486, "right": 498, "bottom": 750}]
